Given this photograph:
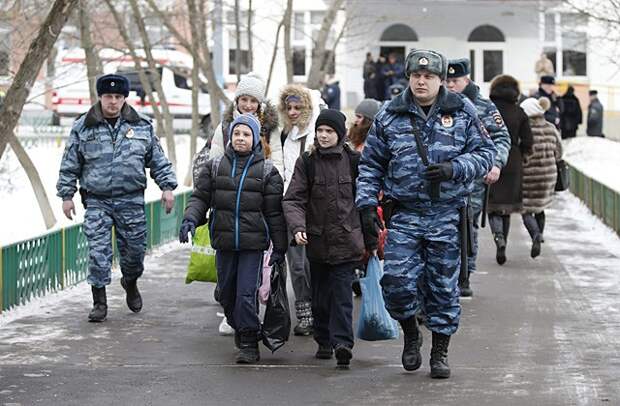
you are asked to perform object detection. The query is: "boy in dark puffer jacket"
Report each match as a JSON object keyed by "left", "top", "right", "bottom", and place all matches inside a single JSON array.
[
  {"left": 283, "top": 109, "right": 377, "bottom": 369},
  {"left": 179, "top": 114, "right": 287, "bottom": 364}
]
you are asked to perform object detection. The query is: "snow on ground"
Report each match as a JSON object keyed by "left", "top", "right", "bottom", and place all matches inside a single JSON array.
[
  {"left": 562, "top": 136, "right": 620, "bottom": 193},
  {"left": 0, "top": 133, "right": 203, "bottom": 246},
  {"left": 0, "top": 240, "right": 182, "bottom": 328}
]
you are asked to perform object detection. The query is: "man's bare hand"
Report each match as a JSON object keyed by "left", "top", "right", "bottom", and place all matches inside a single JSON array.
[
  {"left": 62, "top": 200, "right": 76, "bottom": 220},
  {"left": 294, "top": 231, "right": 308, "bottom": 245},
  {"left": 484, "top": 166, "right": 501, "bottom": 185},
  {"left": 162, "top": 190, "right": 175, "bottom": 214}
]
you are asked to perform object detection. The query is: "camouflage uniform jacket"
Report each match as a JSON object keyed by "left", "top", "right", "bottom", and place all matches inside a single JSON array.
[
  {"left": 356, "top": 86, "right": 496, "bottom": 211},
  {"left": 56, "top": 102, "right": 177, "bottom": 200}
]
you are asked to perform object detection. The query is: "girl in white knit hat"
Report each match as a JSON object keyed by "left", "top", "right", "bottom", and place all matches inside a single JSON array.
[{"left": 193, "top": 72, "right": 284, "bottom": 183}]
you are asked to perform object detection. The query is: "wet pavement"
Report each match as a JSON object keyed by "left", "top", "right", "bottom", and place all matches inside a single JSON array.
[{"left": 1, "top": 192, "right": 618, "bottom": 405}]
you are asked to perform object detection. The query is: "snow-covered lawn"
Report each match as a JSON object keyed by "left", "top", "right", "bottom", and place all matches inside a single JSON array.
[
  {"left": 0, "top": 134, "right": 202, "bottom": 246},
  {"left": 563, "top": 136, "right": 620, "bottom": 193}
]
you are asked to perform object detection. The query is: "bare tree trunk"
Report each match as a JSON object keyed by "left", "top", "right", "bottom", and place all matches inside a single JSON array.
[
  {"left": 9, "top": 136, "right": 56, "bottom": 228},
  {"left": 128, "top": 0, "right": 177, "bottom": 168},
  {"left": 247, "top": 0, "right": 253, "bottom": 71},
  {"left": 185, "top": 59, "right": 200, "bottom": 187},
  {"left": 234, "top": 0, "right": 242, "bottom": 81},
  {"left": 306, "top": 0, "right": 344, "bottom": 90},
  {"left": 283, "top": 0, "right": 294, "bottom": 83},
  {"left": 147, "top": 0, "right": 227, "bottom": 127},
  {"left": 79, "top": 0, "right": 100, "bottom": 105},
  {"left": 0, "top": 0, "right": 78, "bottom": 159},
  {"left": 265, "top": 19, "right": 284, "bottom": 96}
]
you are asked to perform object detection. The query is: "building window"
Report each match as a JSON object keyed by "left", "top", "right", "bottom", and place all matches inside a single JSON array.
[
  {"left": 228, "top": 29, "right": 250, "bottom": 75},
  {"left": 294, "top": 12, "right": 305, "bottom": 41},
  {"left": 380, "top": 24, "right": 418, "bottom": 42},
  {"left": 468, "top": 25, "right": 505, "bottom": 42},
  {"left": 561, "top": 14, "right": 587, "bottom": 76},
  {"left": 483, "top": 50, "right": 503, "bottom": 82},
  {"left": 544, "top": 13, "right": 556, "bottom": 42},
  {"left": 543, "top": 46, "right": 558, "bottom": 73},
  {"left": 293, "top": 46, "right": 306, "bottom": 76},
  {"left": 0, "top": 50, "right": 8, "bottom": 76},
  {"left": 310, "top": 11, "right": 325, "bottom": 25}
]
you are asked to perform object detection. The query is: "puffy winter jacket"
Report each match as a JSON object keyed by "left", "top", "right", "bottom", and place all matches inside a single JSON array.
[{"left": 184, "top": 145, "right": 287, "bottom": 253}]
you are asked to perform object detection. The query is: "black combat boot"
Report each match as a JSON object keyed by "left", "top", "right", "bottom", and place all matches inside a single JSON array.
[
  {"left": 399, "top": 316, "right": 422, "bottom": 371},
  {"left": 120, "top": 277, "right": 143, "bottom": 313},
  {"left": 531, "top": 234, "right": 542, "bottom": 258},
  {"left": 293, "top": 301, "right": 313, "bottom": 336},
  {"left": 430, "top": 332, "right": 451, "bottom": 379},
  {"left": 494, "top": 233, "right": 507, "bottom": 265},
  {"left": 315, "top": 344, "right": 333, "bottom": 359},
  {"left": 459, "top": 275, "right": 473, "bottom": 297},
  {"left": 236, "top": 332, "right": 260, "bottom": 364},
  {"left": 334, "top": 345, "right": 352, "bottom": 369},
  {"left": 88, "top": 286, "right": 107, "bottom": 322}
]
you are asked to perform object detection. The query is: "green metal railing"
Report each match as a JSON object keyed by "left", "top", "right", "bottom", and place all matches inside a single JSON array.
[
  {"left": 568, "top": 165, "right": 620, "bottom": 235},
  {"left": 0, "top": 191, "right": 190, "bottom": 313}
]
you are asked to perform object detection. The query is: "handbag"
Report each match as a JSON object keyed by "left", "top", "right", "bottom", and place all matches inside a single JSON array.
[
  {"left": 185, "top": 225, "right": 217, "bottom": 283},
  {"left": 555, "top": 160, "right": 570, "bottom": 192}
]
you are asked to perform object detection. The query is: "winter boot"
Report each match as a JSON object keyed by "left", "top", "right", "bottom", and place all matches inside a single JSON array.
[
  {"left": 294, "top": 300, "right": 314, "bottom": 336},
  {"left": 334, "top": 345, "right": 352, "bottom": 369},
  {"left": 399, "top": 317, "right": 422, "bottom": 371},
  {"left": 236, "top": 332, "right": 260, "bottom": 364},
  {"left": 120, "top": 277, "right": 142, "bottom": 313},
  {"left": 430, "top": 332, "right": 451, "bottom": 379},
  {"left": 88, "top": 286, "right": 107, "bottom": 322},
  {"left": 315, "top": 344, "right": 333, "bottom": 360},
  {"left": 494, "top": 233, "right": 507, "bottom": 265},
  {"left": 459, "top": 275, "right": 473, "bottom": 297},
  {"left": 531, "top": 234, "right": 543, "bottom": 258}
]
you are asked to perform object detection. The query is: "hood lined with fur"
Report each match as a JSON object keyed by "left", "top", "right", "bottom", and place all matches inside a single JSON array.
[{"left": 278, "top": 84, "right": 314, "bottom": 133}]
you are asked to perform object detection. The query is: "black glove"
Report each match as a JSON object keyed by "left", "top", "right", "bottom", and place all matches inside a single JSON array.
[
  {"left": 268, "top": 250, "right": 286, "bottom": 267},
  {"left": 360, "top": 207, "right": 383, "bottom": 250},
  {"left": 179, "top": 219, "right": 196, "bottom": 243},
  {"left": 423, "top": 162, "right": 453, "bottom": 182}
]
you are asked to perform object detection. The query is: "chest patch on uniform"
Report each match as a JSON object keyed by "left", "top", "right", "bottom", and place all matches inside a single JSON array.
[
  {"left": 126, "top": 128, "right": 135, "bottom": 138},
  {"left": 492, "top": 112, "right": 505, "bottom": 128},
  {"left": 441, "top": 115, "right": 454, "bottom": 128}
]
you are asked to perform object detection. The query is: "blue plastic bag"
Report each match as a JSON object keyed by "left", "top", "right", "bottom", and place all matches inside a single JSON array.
[{"left": 356, "top": 255, "right": 399, "bottom": 341}]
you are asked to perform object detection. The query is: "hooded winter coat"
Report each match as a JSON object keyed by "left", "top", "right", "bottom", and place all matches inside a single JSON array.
[
  {"left": 522, "top": 114, "right": 563, "bottom": 213},
  {"left": 559, "top": 88, "right": 582, "bottom": 139},
  {"left": 488, "top": 75, "right": 534, "bottom": 214},
  {"left": 184, "top": 141, "right": 287, "bottom": 254},
  {"left": 192, "top": 100, "right": 283, "bottom": 184},
  {"left": 283, "top": 137, "right": 365, "bottom": 265},
  {"left": 278, "top": 84, "right": 326, "bottom": 192}
]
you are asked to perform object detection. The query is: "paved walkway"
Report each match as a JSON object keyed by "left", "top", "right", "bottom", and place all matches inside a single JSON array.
[{"left": 0, "top": 193, "right": 618, "bottom": 405}]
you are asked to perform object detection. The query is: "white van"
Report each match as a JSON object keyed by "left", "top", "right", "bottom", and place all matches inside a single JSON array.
[{"left": 50, "top": 48, "right": 218, "bottom": 137}]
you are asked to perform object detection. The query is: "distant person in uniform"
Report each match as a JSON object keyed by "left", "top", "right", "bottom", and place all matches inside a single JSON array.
[
  {"left": 57, "top": 74, "right": 177, "bottom": 322},
  {"left": 534, "top": 75, "right": 561, "bottom": 129},
  {"left": 587, "top": 90, "right": 605, "bottom": 137}
]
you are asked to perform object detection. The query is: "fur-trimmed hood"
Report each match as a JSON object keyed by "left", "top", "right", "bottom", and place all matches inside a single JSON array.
[
  {"left": 278, "top": 84, "right": 314, "bottom": 132},
  {"left": 221, "top": 99, "right": 279, "bottom": 139},
  {"left": 490, "top": 75, "right": 521, "bottom": 103}
]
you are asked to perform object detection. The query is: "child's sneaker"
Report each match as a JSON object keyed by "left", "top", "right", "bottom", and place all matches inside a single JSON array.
[
  {"left": 217, "top": 313, "right": 234, "bottom": 335},
  {"left": 334, "top": 345, "right": 352, "bottom": 369}
]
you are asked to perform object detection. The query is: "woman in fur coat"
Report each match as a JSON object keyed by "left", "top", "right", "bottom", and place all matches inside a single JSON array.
[{"left": 519, "top": 97, "right": 563, "bottom": 258}]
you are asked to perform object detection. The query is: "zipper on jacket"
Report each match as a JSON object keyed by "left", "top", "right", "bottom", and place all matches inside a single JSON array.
[{"left": 234, "top": 154, "right": 254, "bottom": 250}]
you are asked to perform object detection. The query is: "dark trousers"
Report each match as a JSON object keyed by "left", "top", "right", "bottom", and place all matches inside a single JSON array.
[
  {"left": 216, "top": 250, "right": 263, "bottom": 333},
  {"left": 522, "top": 211, "right": 546, "bottom": 240},
  {"left": 488, "top": 213, "right": 511, "bottom": 240},
  {"left": 310, "top": 261, "right": 355, "bottom": 349}
]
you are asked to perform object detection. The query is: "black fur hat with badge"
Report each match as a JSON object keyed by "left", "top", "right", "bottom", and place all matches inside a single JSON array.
[{"left": 96, "top": 74, "right": 130, "bottom": 97}]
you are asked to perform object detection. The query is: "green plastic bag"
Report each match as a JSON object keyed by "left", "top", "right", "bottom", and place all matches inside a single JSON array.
[{"left": 185, "top": 225, "right": 217, "bottom": 283}]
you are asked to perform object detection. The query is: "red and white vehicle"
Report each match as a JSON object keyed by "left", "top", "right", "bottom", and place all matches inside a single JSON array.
[{"left": 50, "top": 48, "right": 219, "bottom": 136}]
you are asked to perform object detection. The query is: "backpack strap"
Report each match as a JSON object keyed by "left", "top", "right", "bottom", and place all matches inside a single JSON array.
[
  {"left": 301, "top": 151, "right": 315, "bottom": 193},
  {"left": 299, "top": 136, "right": 307, "bottom": 157},
  {"left": 262, "top": 159, "right": 274, "bottom": 191},
  {"left": 343, "top": 143, "right": 360, "bottom": 196}
]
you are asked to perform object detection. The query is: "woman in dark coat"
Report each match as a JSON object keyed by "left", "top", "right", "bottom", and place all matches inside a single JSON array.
[
  {"left": 487, "top": 75, "right": 534, "bottom": 265},
  {"left": 559, "top": 86, "right": 583, "bottom": 139}
]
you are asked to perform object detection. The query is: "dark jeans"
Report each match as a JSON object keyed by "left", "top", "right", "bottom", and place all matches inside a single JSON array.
[
  {"left": 310, "top": 261, "right": 356, "bottom": 349},
  {"left": 522, "top": 211, "right": 546, "bottom": 240},
  {"left": 216, "top": 250, "right": 263, "bottom": 333},
  {"left": 488, "top": 213, "right": 511, "bottom": 239}
]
